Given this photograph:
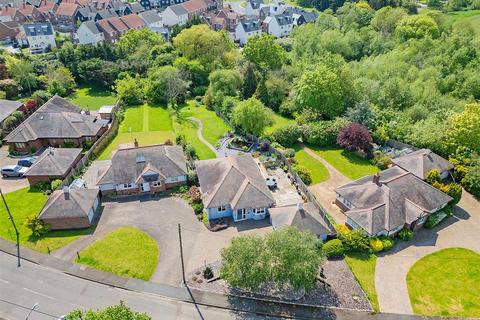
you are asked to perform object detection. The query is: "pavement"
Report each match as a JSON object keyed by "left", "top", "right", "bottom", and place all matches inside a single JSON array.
[
  {"left": 375, "top": 191, "right": 480, "bottom": 314},
  {"left": 0, "top": 146, "right": 29, "bottom": 194}
]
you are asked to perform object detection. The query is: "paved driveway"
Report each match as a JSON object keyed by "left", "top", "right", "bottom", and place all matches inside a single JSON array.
[
  {"left": 0, "top": 146, "right": 29, "bottom": 194},
  {"left": 52, "top": 195, "right": 272, "bottom": 286},
  {"left": 375, "top": 191, "right": 480, "bottom": 314}
]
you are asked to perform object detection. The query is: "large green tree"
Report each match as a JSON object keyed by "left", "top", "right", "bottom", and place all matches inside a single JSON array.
[
  {"left": 204, "top": 69, "right": 242, "bottom": 109},
  {"left": 448, "top": 104, "right": 480, "bottom": 153},
  {"left": 117, "top": 28, "right": 164, "bottom": 55},
  {"left": 231, "top": 97, "right": 274, "bottom": 136},
  {"left": 395, "top": 15, "right": 440, "bottom": 40},
  {"left": 65, "top": 301, "right": 150, "bottom": 320},
  {"left": 115, "top": 74, "right": 144, "bottom": 105},
  {"left": 144, "top": 66, "right": 188, "bottom": 106},
  {"left": 243, "top": 34, "right": 286, "bottom": 72}
]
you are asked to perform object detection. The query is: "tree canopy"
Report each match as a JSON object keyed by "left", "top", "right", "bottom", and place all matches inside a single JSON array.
[{"left": 232, "top": 97, "right": 274, "bottom": 136}]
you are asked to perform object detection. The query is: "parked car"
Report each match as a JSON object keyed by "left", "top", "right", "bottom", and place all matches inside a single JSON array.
[
  {"left": 17, "top": 157, "right": 36, "bottom": 167},
  {"left": 1, "top": 165, "right": 28, "bottom": 178}
]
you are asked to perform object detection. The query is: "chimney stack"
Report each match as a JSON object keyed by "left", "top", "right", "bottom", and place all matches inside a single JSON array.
[
  {"left": 49, "top": 147, "right": 54, "bottom": 155},
  {"left": 134, "top": 138, "right": 139, "bottom": 148},
  {"left": 63, "top": 186, "right": 70, "bottom": 200},
  {"left": 373, "top": 173, "right": 381, "bottom": 186}
]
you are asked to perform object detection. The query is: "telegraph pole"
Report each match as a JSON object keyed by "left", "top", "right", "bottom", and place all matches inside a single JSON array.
[
  {"left": 0, "top": 188, "right": 20, "bottom": 267},
  {"left": 178, "top": 223, "right": 186, "bottom": 285}
]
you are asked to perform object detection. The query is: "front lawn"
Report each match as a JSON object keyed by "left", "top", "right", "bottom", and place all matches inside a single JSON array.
[
  {"left": 407, "top": 248, "right": 480, "bottom": 318},
  {"left": 293, "top": 145, "right": 330, "bottom": 184},
  {"left": 265, "top": 113, "right": 296, "bottom": 135},
  {"left": 345, "top": 252, "right": 379, "bottom": 312},
  {"left": 69, "top": 86, "right": 116, "bottom": 111},
  {"left": 0, "top": 187, "right": 95, "bottom": 253},
  {"left": 76, "top": 226, "right": 159, "bottom": 280},
  {"left": 309, "top": 145, "right": 379, "bottom": 180},
  {"left": 174, "top": 118, "right": 216, "bottom": 160}
]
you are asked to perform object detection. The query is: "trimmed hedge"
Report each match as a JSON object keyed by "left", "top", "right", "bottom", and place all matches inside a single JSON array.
[{"left": 323, "top": 239, "right": 345, "bottom": 258}]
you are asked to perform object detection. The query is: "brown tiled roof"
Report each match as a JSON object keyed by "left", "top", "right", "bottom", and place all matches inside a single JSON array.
[
  {"left": 106, "top": 16, "right": 128, "bottom": 31},
  {"left": 181, "top": 0, "right": 207, "bottom": 13},
  {"left": 37, "top": 1, "right": 56, "bottom": 13},
  {"left": 119, "top": 13, "right": 144, "bottom": 29},
  {"left": 18, "top": 4, "right": 37, "bottom": 15},
  {"left": 97, "top": 18, "right": 114, "bottom": 33},
  {"left": 0, "top": 6, "right": 22, "bottom": 18},
  {"left": 55, "top": 2, "right": 78, "bottom": 16}
]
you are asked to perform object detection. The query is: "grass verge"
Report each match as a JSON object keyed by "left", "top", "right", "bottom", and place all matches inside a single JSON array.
[
  {"left": 293, "top": 145, "right": 330, "bottom": 184},
  {"left": 345, "top": 252, "right": 379, "bottom": 312},
  {"left": 69, "top": 85, "right": 116, "bottom": 111}
]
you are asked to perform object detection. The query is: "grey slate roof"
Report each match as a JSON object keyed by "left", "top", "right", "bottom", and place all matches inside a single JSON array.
[
  {"left": 95, "top": 8, "right": 117, "bottom": 20},
  {"left": 138, "top": 9, "right": 161, "bottom": 24},
  {"left": 77, "top": 5, "right": 96, "bottom": 18},
  {"left": 24, "top": 147, "right": 82, "bottom": 177},
  {"left": 239, "top": 17, "right": 260, "bottom": 32},
  {"left": 248, "top": 0, "right": 263, "bottom": 9},
  {"left": 270, "top": 202, "right": 332, "bottom": 236},
  {"left": 195, "top": 154, "right": 274, "bottom": 210},
  {"left": 0, "top": 99, "right": 22, "bottom": 123},
  {"left": 273, "top": 12, "right": 292, "bottom": 25},
  {"left": 127, "top": 2, "right": 144, "bottom": 13},
  {"left": 168, "top": 3, "right": 188, "bottom": 15},
  {"left": 391, "top": 149, "right": 454, "bottom": 180},
  {"left": 23, "top": 22, "right": 53, "bottom": 36},
  {"left": 287, "top": 7, "right": 317, "bottom": 23},
  {"left": 336, "top": 166, "right": 452, "bottom": 235},
  {"left": 97, "top": 144, "right": 187, "bottom": 185},
  {"left": 39, "top": 188, "right": 99, "bottom": 220},
  {"left": 5, "top": 95, "right": 106, "bottom": 143},
  {"left": 82, "top": 20, "right": 101, "bottom": 34}
]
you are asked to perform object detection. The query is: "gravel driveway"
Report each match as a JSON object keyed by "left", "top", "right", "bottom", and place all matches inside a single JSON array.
[{"left": 0, "top": 146, "right": 29, "bottom": 194}]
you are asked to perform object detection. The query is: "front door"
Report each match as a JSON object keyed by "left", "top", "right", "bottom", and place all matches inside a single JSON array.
[
  {"left": 141, "top": 182, "right": 150, "bottom": 193},
  {"left": 237, "top": 208, "right": 247, "bottom": 221}
]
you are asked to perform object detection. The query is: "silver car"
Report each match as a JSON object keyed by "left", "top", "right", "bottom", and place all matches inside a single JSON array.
[{"left": 1, "top": 165, "right": 28, "bottom": 178}]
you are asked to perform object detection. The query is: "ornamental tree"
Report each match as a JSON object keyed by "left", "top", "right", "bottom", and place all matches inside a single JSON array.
[
  {"left": 231, "top": 97, "right": 274, "bottom": 136},
  {"left": 65, "top": 301, "right": 151, "bottom": 320},
  {"left": 337, "top": 123, "right": 372, "bottom": 152},
  {"left": 243, "top": 34, "right": 286, "bottom": 72}
]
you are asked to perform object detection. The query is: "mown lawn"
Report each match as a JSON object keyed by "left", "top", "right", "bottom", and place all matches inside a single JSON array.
[
  {"left": 0, "top": 187, "right": 95, "bottom": 253},
  {"left": 293, "top": 145, "right": 330, "bottom": 184},
  {"left": 407, "top": 248, "right": 480, "bottom": 318},
  {"left": 69, "top": 86, "right": 116, "bottom": 111},
  {"left": 308, "top": 145, "right": 379, "bottom": 180},
  {"left": 76, "top": 226, "right": 159, "bottom": 280},
  {"left": 345, "top": 252, "right": 379, "bottom": 312},
  {"left": 265, "top": 113, "right": 296, "bottom": 135},
  {"left": 445, "top": 10, "right": 480, "bottom": 31},
  {"left": 96, "top": 104, "right": 175, "bottom": 160}
]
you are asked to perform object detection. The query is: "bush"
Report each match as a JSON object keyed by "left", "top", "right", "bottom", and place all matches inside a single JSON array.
[
  {"left": 176, "top": 134, "right": 186, "bottom": 147},
  {"left": 271, "top": 124, "right": 302, "bottom": 147},
  {"left": 188, "top": 186, "right": 202, "bottom": 203},
  {"left": 259, "top": 139, "right": 270, "bottom": 151},
  {"left": 292, "top": 164, "right": 312, "bottom": 185},
  {"left": 203, "top": 266, "right": 214, "bottom": 279},
  {"left": 185, "top": 143, "right": 197, "bottom": 160},
  {"left": 50, "top": 179, "right": 62, "bottom": 191},
  {"left": 83, "top": 140, "right": 94, "bottom": 150},
  {"left": 379, "top": 236, "right": 395, "bottom": 251},
  {"left": 25, "top": 215, "right": 50, "bottom": 238},
  {"left": 32, "top": 181, "right": 51, "bottom": 193},
  {"left": 397, "top": 228, "right": 413, "bottom": 241},
  {"left": 462, "top": 163, "right": 480, "bottom": 197},
  {"left": 337, "top": 123, "right": 372, "bottom": 153},
  {"left": 426, "top": 169, "right": 441, "bottom": 184},
  {"left": 369, "top": 238, "right": 384, "bottom": 253},
  {"left": 164, "top": 139, "right": 173, "bottom": 146},
  {"left": 323, "top": 239, "right": 345, "bottom": 258},
  {"left": 192, "top": 202, "right": 204, "bottom": 215},
  {"left": 372, "top": 126, "right": 389, "bottom": 145},
  {"left": 201, "top": 210, "right": 209, "bottom": 226},
  {"left": 283, "top": 148, "right": 295, "bottom": 158},
  {"left": 337, "top": 226, "right": 370, "bottom": 252},
  {"left": 187, "top": 171, "right": 197, "bottom": 186},
  {"left": 371, "top": 151, "right": 391, "bottom": 170},
  {"left": 445, "top": 183, "right": 462, "bottom": 205},
  {"left": 302, "top": 118, "right": 349, "bottom": 147}
]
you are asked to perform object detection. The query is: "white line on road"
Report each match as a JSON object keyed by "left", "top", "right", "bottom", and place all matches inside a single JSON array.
[
  {"left": 23, "top": 287, "right": 54, "bottom": 300},
  {"left": 0, "top": 278, "right": 8, "bottom": 284}
]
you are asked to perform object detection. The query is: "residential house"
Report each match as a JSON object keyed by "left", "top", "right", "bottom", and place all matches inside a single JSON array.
[
  {"left": 37, "top": 0, "right": 58, "bottom": 20},
  {"left": 119, "top": 12, "right": 145, "bottom": 29},
  {"left": 54, "top": 2, "right": 79, "bottom": 25},
  {"left": 0, "top": 6, "right": 27, "bottom": 23},
  {"left": 0, "top": 20, "right": 22, "bottom": 42},
  {"left": 0, "top": 99, "right": 22, "bottom": 127},
  {"left": 25, "top": 0, "right": 43, "bottom": 7},
  {"left": 75, "top": 5, "right": 96, "bottom": 22},
  {"left": 106, "top": 0, "right": 128, "bottom": 15},
  {"left": 138, "top": 9, "right": 162, "bottom": 29},
  {"left": 96, "top": 17, "right": 117, "bottom": 42},
  {"left": 287, "top": 7, "right": 317, "bottom": 26},
  {"left": 4, "top": 95, "right": 107, "bottom": 153},
  {"left": 0, "top": 0, "right": 15, "bottom": 8},
  {"left": 259, "top": 2, "right": 287, "bottom": 21},
  {"left": 391, "top": 149, "right": 454, "bottom": 181},
  {"left": 93, "top": 8, "right": 116, "bottom": 20},
  {"left": 17, "top": 4, "right": 44, "bottom": 21},
  {"left": 270, "top": 202, "right": 333, "bottom": 241},
  {"left": 96, "top": 144, "right": 187, "bottom": 195},
  {"left": 196, "top": 154, "right": 275, "bottom": 222},
  {"left": 235, "top": 17, "right": 260, "bottom": 45},
  {"left": 204, "top": 7, "right": 237, "bottom": 32},
  {"left": 125, "top": 2, "right": 144, "bottom": 14},
  {"left": 245, "top": 0, "right": 262, "bottom": 16},
  {"left": 106, "top": 15, "right": 128, "bottom": 36},
  {"left": 181, "top": 0, "right": 206, "bottom": 18},
  {"left": 335, "top": 166, "right": 452, "bottom": 237},
  {"left": 23, "top": 22, "right": 56, "bottom": 53},
  {"left": 24, "top": 147, "right": 83, "bottom": 185},
  {"left": 263, "top": 12, "right": 293, "bottom": 38},
  {"left": 77, "top": 19, "right": 104, "bottom": 43},
  {"left": 38, "top": 187, "right": 100, "bottom": 230},
  {"left": 161, "top": 3, "right": 187, "bottom": 26},
  {"left": 138, "top": 0, "right": 185, "bottom": 10}
]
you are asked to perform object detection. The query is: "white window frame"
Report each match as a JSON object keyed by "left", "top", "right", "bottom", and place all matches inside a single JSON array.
[
  {"left": 15, "top": 142, "right": 26, "bottom": 148},
  {"left": 218, "top": 205, "right": 226, "bottom": 212},
  {"left": 152, "top": 181, "right": 162, "bottom": 187},
  {"left": 123, "top": 183, "right": 133, "bottom": 188},
  {"left": 84, "top": 136, "right": 93, "bottom": 141},
  {"left": 253, "top": 208, "right": 265, "bottom": 215}
]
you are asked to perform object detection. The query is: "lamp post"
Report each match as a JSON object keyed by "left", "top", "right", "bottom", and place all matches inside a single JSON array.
[
  {"left": 25, "top": 302, "right": 39, "bottom": 320},
  {"left": 0, "top": 188, "right": 20, "bottom": 267}
]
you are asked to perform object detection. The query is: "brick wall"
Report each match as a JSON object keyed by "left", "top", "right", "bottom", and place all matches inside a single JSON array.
[{"left": 42, "top": 216, "right": 91, "bottom": 230}]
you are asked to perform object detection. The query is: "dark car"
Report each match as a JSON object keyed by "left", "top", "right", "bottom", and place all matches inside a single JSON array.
[{"left": 17, "top": 157, "right": 36, "bottom": 167}]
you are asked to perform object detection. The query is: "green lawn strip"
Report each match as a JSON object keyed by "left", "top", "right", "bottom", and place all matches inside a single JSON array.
[
  {"left": 76, "top": 226, "right": 159, "bottom": 281},
  {"left": 96, "top": 131, "right": 176, "bottom": 160},
  {"left": 0, "top": 187, "right": 94, "bottom": 253},
  {"left": 345, "top": 252, "right": 379, "bottom": 312},
  {"left": 407, "top": 248, "right": 480, "bottom": 318},
  {"left": 120, "top": 104, "right": 144, "bottom": 133},
  {"left": 308, "top": 145, "right": 379, "bottom": 180},
  {"left": 148, "top": 104, "right": 173, "bottom": 131},
  {"left": 173, "top": 118, "right": 215, "bottom": 160},
  {"left": 293, "top": 145, "right": 330, "bottom": 184},
  {"left": 179, "top": 102, "right": 230, "bottom": 145},
  {"left": 69, "top": 86, "right": 116, "bottom": 111},
  {"left": 265, "top": 113, "right": 296, "bottom": 135}
]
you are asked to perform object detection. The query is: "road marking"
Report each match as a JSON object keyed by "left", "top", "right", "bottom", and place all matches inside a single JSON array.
[
  {"left": 23, "top": 287, "right": 54, "bottom": 300},
  {"left": 0, "top": 279, "right": 8, "bottom": 284}
]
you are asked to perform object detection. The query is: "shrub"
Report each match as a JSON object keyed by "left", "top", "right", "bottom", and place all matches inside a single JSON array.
[
  {"left": 292, "top": 164, "right": 312, "bottom": 185},
  {"left": 203, "top": 266, "right": 214, "bottom": 279},
  {"left": 283, "top": 148, "right": 295, "bottom": 158},
  {"left": 259, "top": 139, "right": 270, "bottom": 152},
  {"left": 50, "top": 179, "right": 62, "bottom": 191},
  {"left": 176, "top": 134, "right": 186, "bottom": 147},
  {"left": 185, "top": 143, "right": 197, "bottom": 160},
  {"left": 323, "top": 239, "right": 345, "bottom": 258},
  {"left": 188, "top": 186, "right": 202, "bottom": 203},
  {"left": 337, "top": 123, "right": 372, "bottom": 153},
  {"left": 371, "top": 151, "right": 391, "bottom": 170},
  {"left": 187, "top": 171, "right": 197, "bottom": 186},
  {"left": 302, "top": 118, "right": 349, "bottom": 147},
  {"left": 379, "top": 236, "right": 395, "bottom": 251},
  {"left": 192, "top": 202, "right": 204, "bottom": 215},
  {"left": 25, "top": 215, "right": 50, "bottom": 238},
  {"left": 201, "top": 210, "right": 209, "bottom": 226},
  {"left": 83, "top": 140, "right": 93, "bottom": 150},
  {"left": 337, "top": 226, "right": 370, "bottom": 252},
  {"left": 462, "top": 163, "right": 480, "bottom": 197},
  {"left": 32, "top": 181, "right": 50, "bottom": 193},
  {"left": 369, "top": 238, "right": 384, "bottom": 253},
  {"left": 397, "top": 228, "right": 413, "bottom": 241},
  {"left": 271, "top": 124, "right": 302, "bottom": 147},
  {"left": 445, "top": 182, "right": 462, "bottom": 205},
  {"left": 426, "top": 169, "right": 441, "bottom": 184},
  {"left": 372, "top": 126, "right": 389, "bottom": 145}
]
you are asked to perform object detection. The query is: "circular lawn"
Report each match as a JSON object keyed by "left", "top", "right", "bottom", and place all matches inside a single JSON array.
[
  {"left": 407, "top": 248, "right": 480, "bottom": 318},
  {"left": 76, "top": 226, "right": 159, "bottom": 281}
]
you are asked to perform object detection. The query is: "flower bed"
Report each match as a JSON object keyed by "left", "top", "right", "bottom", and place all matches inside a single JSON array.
[{"left": 227, "top": 136, "right": 254, "bottom": 152}]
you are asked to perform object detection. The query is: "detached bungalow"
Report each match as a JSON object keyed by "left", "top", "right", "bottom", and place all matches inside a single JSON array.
[
  {"left": 24, "top": 147, "right": 83, "bottom": 186},
  {"left": 391, "top": 148, "right": 454, "bottom": 181},
  {"left": 97, "top": 144, "right": 187, "bottom": 195},
  {"left": 39, "top": 187, "right": 100, "bottom": 230},
  {"left": 0, "top": 99, "right": 22, "bottom": 127},
  {"left": 335, "top": 166, "right": 452, "bottom": 237},
  {"left": 196, "top": 154, "right": 275, "bottom": 222}
]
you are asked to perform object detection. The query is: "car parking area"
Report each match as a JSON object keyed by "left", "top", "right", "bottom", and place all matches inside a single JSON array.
[{"left": 0, "top": 146, "right": 29, "bottom": 194}]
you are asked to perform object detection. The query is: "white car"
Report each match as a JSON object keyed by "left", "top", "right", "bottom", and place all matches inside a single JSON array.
[{"left": 1, "top": 165, "right": 28, "bottom": 178}]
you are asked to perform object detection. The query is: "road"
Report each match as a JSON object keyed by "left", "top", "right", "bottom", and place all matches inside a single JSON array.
[{"left": 0, "top": 253, "right": 254, "bottom": 320}]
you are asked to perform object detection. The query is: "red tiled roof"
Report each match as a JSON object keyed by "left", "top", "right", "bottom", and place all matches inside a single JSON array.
[
  {"left": 181, "top": 0, "right": 207, "bottom": 13},
  {"left": 97, "top": 18, "right": 115, "bottom": 33},
  {"left": 119, "top": 13, "right": 145, "bottom": 29},
  {"left": 0, "top": 7, "right": 19, "bottom": 17},
  {"left": 38, "top": 1, "right": 56, "bottom": 13},
  {"left": 55, "top": 2, "right": 78, "bottom": 16},
  {"left": 105, "top": 16, "right": 128, "bottom": 32},
  {"left": 18, "top": 4, "right": 36, "bottom": 15}
]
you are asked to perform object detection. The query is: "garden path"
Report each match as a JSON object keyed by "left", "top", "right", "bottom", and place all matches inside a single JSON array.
[
  {"left": 375, "top": 191, "right": 480, "bottom": 314},
  {"left": 188, "top": 117, "right": 219, "bottom": 157}
]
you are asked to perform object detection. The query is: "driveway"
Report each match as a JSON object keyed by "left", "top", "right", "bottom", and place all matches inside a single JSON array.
[
  {"left": 375, "top": 191, "right": 480, "bottom": 314},
  {"left": 0, "top": 146, "right": 29, "bottom": 194},
  {"left": 52, "top": 195, "right": 272, "bottom": 286}
]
